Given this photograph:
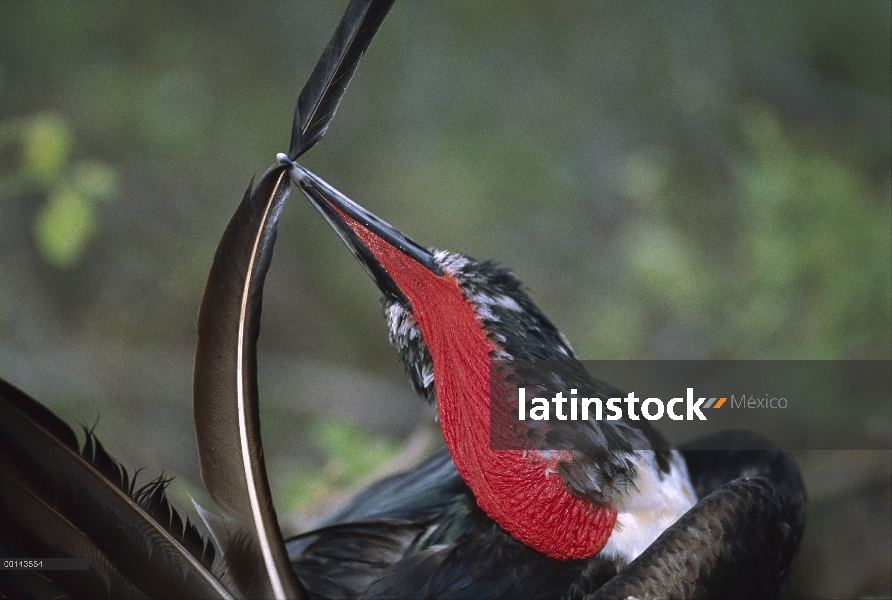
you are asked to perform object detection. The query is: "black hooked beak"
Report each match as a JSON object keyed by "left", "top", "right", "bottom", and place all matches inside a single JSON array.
[{"left": 278, "top": 154, "right": 443, "bottom": 307}]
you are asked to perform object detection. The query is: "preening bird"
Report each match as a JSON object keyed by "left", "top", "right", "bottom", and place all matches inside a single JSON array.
[
  {"left": 0, "top": 1, "right": 806, "bottom": 598},
  {"left": 281, "top": 162, "right": 701, "bottom": 565},
  {"left": 280, "top": 161, "right": 807, "bottom": 599}
]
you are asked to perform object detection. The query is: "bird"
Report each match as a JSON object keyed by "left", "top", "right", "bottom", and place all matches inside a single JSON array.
[
  {"left": 277, "top": 160, "right": 807, "bottom": 599},
  {"left": 0, "top": 0, "right": 806, "bottom": 597}
]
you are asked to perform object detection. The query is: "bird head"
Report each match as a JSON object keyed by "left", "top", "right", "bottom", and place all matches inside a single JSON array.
[{"left": 284, "top": 158, "right": 694, "bottom": 562}]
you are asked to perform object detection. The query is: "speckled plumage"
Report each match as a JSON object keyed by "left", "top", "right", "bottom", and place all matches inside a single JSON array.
[{"left": 380, "top": 248, "right": 682, "bottom": 509}]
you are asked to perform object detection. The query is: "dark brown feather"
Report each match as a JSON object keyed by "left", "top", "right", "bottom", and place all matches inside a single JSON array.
[{"left": 193, "top": 164, "right": 304, "bottom": 600}]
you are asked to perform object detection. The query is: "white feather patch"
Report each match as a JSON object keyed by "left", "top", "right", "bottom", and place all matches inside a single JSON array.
[{"left": 600, "top": 451, "right": 696, "bottom": 564}]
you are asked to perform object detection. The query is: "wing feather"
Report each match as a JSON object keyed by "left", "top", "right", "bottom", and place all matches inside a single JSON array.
[
  {"left": 0, "top": 377, "right": 230, "bottom": 599},
  {"left": 194, "top": 165, "right": 304, "bottom": 600}
]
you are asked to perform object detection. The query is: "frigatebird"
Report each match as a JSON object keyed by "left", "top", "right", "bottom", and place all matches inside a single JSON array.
[{"left": 280, "top": 160, "right": 806, "bottom": 599}]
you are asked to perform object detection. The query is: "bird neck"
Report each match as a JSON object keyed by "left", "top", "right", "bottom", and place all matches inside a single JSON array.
[{"left": 342, "top": 215, "right": 617, "bottom": 560}]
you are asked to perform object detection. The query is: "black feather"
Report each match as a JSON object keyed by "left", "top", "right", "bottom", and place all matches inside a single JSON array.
[
  {"left": 288, "top": 0, "right": 395, "bottom": 159},
  {"left": 584, "top": 478, "right": 804, "bottom": 600},
  {"left": 0, "top": 458, "right": 150, "bottom": 600},
  {"left": 0, "top": 377, "right": 230, "bottom": 599}
]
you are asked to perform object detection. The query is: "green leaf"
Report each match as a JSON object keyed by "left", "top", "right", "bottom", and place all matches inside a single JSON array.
[{"left": 32, "top": 186, "right": 97, "bottom": 268}]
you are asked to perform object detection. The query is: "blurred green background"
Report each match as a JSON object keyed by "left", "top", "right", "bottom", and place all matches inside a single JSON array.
[{"left": 1, "top": 2, "right": 889, "bottom": 597}]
